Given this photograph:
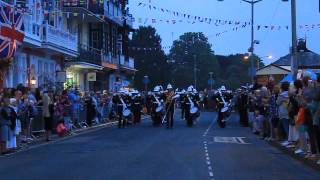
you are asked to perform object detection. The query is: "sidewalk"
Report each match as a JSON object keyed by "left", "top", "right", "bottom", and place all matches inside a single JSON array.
[{"left": 267, "top": 141, "right": 320, "bottom": 171}]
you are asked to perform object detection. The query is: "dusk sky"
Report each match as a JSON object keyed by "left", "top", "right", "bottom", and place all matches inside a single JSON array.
[{"left": 129, "top": 0, "right": 320, "bottom": 64}]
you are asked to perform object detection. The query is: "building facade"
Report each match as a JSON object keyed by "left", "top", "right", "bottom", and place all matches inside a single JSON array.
[{"left": 1, "top": 0, "right": 135, "bottom": 92}]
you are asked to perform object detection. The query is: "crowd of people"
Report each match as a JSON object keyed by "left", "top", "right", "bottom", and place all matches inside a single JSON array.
[
  {"left": 0, "top": 86, "right": 115, "bottom": 154},
  {"left": 235, "top": 73, "right": 320, "bottom": 164}
]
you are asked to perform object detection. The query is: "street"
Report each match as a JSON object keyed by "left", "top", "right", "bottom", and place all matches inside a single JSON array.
[{"left": 0, "top": 111, "right": 319, "bottom": 180}]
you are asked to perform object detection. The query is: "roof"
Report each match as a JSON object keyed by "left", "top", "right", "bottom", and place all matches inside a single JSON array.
[
  {"left": 273, "top": 51, "right": 320, "bottom": 67},
  {"left": 256, "top": 64, "right": 290, "bottom": 76}
]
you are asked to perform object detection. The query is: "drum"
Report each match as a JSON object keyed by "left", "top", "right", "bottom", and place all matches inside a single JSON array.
[
  {"left": 190, "top": 106, "right": 198, "bottom": 114},
  {"left": 156, "top": 105, "right": 163, "bottom": 113},
  {"left": 123, "top": 109, "right": 131, "bottom": 117},
  {"left": 221, "top": 106, "right": 229, "bottom": 113}
]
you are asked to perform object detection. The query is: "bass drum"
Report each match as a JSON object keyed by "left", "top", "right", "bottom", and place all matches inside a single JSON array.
[{"left": 123, "top": 109, "right": 131, "bottom": 117}]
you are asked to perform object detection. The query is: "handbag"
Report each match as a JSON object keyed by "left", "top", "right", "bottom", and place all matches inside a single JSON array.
[
  {"left": 295, "top": 107, "right": 305, "bottom": 125},
  {"left": 56, "top": 122, "right": 67, "bottom": 136}
]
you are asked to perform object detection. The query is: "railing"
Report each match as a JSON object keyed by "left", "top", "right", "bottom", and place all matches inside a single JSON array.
[
  {"left": 120, "top": 55, "right": 135, "bottom": 69},
  {"left": 67, "top": 44, "right": 102, "bottom": 65},
  {"left": 23, "top": 15, "right": 41, "bottom": 43},
  {"left": 102, "top": 52, "right": 118, "bottom": 64},
  {"left": 42, "top": 23, "right": 78, "bottom": 52},
  {"left": 62, "top": 0, "right": 103, "bottom": 14}
]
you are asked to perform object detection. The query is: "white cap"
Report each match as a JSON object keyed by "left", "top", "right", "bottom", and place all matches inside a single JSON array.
[
  {"left": 153, "top": 86, "right": 160, "bottom": 92},
  {"left": 167, "top": 84, "right": 173, "bottom": 89},
  {"left": 10, "top": 98, "right": 16, "bottom": 105},
  {"left": 187, "top": 86, "right": 194, "bottom": 92},
  {"left": 220, "top": 86, "right": 226, "bottom": 91}
]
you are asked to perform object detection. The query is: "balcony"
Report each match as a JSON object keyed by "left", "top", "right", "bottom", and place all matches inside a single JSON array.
[
  {"left": 101, "top": 52, "right": 118, "bottom": 70},
  {"left": 120, "top": 55, "right": 136, "bottom": 72},
  {"left": 66, "top": 44, "right": 102, "bottom": 67},
  {"left": 62, "top": 0, "right": 104, "bottom": 22},
  {"left": 23, "top": 15, "right": 41, "bottom": 47},
  {"left": 41, "top": 23, "right": 78, "bottom": 56}
]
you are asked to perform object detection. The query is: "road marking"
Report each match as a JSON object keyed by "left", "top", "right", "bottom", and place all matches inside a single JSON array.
[
  {"left": 202, "top": 115, "right": 217, "bottom": 180},
  {"left": 213, "top": 136, "right": 250, "bottom": 144}
]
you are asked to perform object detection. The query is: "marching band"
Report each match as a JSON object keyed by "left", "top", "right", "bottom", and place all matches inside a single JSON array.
[{"left": 112, "top": 83, "right": 204, "bottom": 129}]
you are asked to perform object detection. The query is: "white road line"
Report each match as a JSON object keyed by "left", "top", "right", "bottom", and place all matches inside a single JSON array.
[
  {"left": 236, "top": 137, "right": 246, "bottom": 144},
  {"left": 202, "top": 114, "right": 217, "bottom": 180}
]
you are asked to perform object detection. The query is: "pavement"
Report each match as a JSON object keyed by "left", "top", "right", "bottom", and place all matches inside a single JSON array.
[{"left": 0, "top": 111, "right": 319, "bottom": 180}]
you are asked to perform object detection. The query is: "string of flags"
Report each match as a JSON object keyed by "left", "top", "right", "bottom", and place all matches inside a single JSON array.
[
  {"left": 128, "top": 46, "right": 172, "bottom": 51},
  {"left": 137, "top": 2, "right": 251, "bottom": 26},
  {"left": 215, "top": 23, "right": 320, "bottom": 37}
]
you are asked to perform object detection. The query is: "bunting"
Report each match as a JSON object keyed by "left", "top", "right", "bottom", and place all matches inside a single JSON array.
[{"left": 137, "top": 2, "right": 250, "bottom": 27}]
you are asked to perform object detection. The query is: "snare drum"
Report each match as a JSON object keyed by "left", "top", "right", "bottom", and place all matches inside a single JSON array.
[
  {"left": 123, "top": 109, "right": 131, "bottom": 117},
  {"left": 190, "top": 106, "right": 198, "bottom": 114},
  {"left": 156, "top": 106, "right": 163, "bottom": 113}
]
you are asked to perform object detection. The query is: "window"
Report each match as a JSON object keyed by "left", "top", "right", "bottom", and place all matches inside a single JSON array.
[
  {"left": 91, "top": 31, "right": 100, "bottom": 49},
  {"left": 37, "top": 60, "right": 43, "bottom": 86}
]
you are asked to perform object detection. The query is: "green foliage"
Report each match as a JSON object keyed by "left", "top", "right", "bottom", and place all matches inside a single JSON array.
[
  {"left": 168, "top": 32, "right": 221, "bottom": 89},
  {"left": 129, "top": 26, "right": 170, "bottom": 90},
  {"left": 130, "top": 29, "right": 263, "bottom": 90}
]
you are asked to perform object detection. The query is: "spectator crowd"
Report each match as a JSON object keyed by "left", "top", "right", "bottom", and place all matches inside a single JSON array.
[
  {"left": 0, "top": 85, "right": 114, "bottom": 155},
  {"left": 237, "top": 72, "right": 320, "bottom": 165}
]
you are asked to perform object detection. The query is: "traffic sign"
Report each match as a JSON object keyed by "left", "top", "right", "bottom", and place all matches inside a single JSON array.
[
  {"left": 208, "top": 78, "right": 215, "bottom": 85},
  {"left": 142, "top": 77, "right": 150, "bottom": 84}
]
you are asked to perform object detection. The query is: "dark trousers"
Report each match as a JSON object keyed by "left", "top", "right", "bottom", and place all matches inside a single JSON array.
[
  {"left": 307, "top": 125, "right": 320, "bottom": 154},
  {"left": 181, "top": 106, "right": 185, "bottom": 119},
  {"left": 133, "top": 110, "right": 141, "bottom": 124},
  {"left": 166, "top": 110, "right": 174, "bottom": 128},
  {"left": 118, "top": 115, "right": 127, "bottom": 128},
  {"left": 239, "top": 108, "right": 249, "bottom": 126}
]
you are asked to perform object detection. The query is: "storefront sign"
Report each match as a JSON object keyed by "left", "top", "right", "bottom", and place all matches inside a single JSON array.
[
  {"left": 56, "top": 71, "right": 66, "bottom": 83},
  {"left": 87, "top": 72, "right": 96, "bottom": 81}
]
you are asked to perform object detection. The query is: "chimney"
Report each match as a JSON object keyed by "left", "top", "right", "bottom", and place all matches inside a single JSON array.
[{"left": 297, "top": 38, "right": 307, "bottom": 52}]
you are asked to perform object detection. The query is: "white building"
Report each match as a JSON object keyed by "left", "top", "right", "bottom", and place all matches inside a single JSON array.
[{"left": 2, "top": 0, "right": 136, "bottom": 92}]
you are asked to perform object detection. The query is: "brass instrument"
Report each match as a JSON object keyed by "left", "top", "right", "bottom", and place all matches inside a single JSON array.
[{"left": 165, "top": 91, "right": 175, "bottom": 104}]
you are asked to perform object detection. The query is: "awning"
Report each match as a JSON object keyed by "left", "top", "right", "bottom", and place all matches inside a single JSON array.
[{"left": 65, "top": 62, "right": 103, "bottom": 70}]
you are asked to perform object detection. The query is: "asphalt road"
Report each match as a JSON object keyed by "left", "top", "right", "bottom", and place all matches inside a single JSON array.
[{"left": 0, "top": 111, "right": 319, "bottom": 180}]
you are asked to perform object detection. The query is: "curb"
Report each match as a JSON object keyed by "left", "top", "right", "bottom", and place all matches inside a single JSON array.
[{"left": 267, "top": 141, "right": 320, "bottom": 171}]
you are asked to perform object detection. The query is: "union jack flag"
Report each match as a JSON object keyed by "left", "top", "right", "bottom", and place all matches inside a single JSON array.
[{"left": 0, "top": 1, "right": 24, "bottom": 59}]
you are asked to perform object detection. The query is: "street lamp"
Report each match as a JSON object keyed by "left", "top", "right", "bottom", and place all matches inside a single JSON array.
[
  {"left": 281, "top": 0, "right": 297, "bottom": 80},
  {"left": 217, "top": 0, "right": 263, "bottom": 84},
  {"left": 31, "top": 76, "right": 36, "bottom": 86},
  {"left": 185, "top": 33, "right": 200, "bottom": 89},
  {"left": 208, "top": 72, "right": 214, "bottom": 90}
]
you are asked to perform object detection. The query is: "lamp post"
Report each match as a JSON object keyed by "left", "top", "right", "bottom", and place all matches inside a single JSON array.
[
  {"left": 185, "top": 33, "right": 200, "bottom": 89},
  {"left": 217, "top": 0, "right": 263, "bottom": 84},
  {"left": 286, "top": 0, "right": 297, "bottom": 80},
  {"left": 143, "top": 75, "right": 149, "bottom": 104},
  {"left": 209, "top": 72, "right": 214, "bottom": 90}
]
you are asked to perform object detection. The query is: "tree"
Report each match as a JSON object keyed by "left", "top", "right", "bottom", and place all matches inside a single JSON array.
[
  {"left": 168, "top": 32, "right": 220, "bottom": 90},
  {"left": 129, "top": 26, "right": 169, "bottom": 90},
  {"left": 214, "top": 54, "right": 263, "bottom": 89}
]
